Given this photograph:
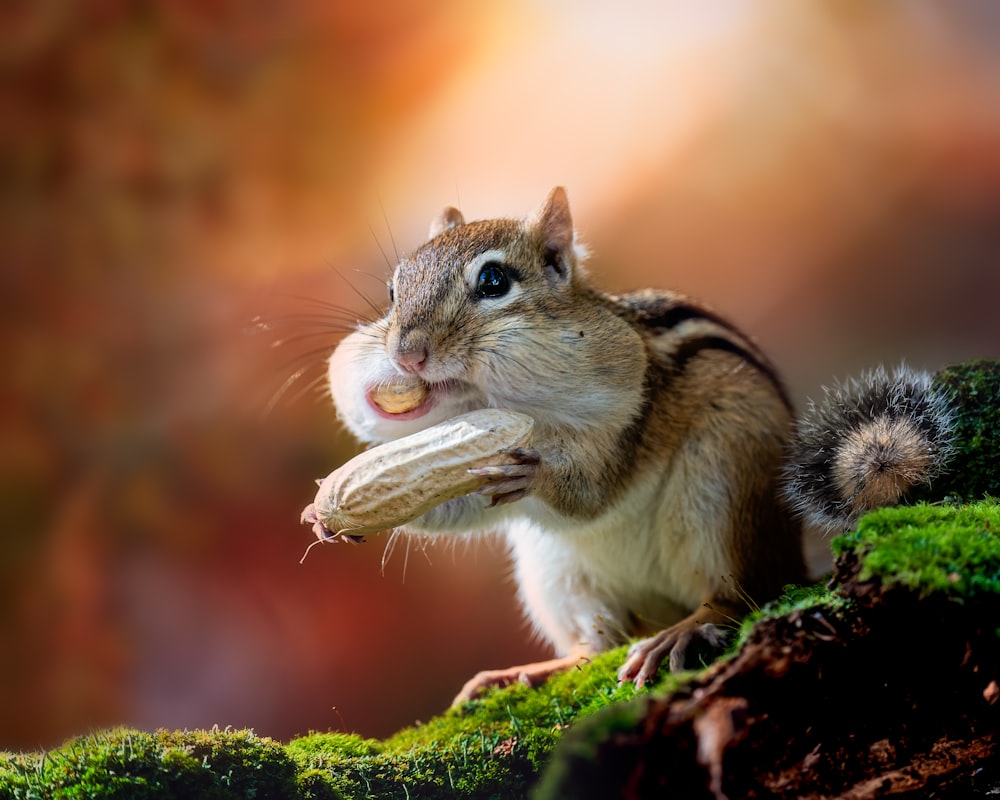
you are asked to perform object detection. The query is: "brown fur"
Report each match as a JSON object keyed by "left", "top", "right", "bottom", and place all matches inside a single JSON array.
[{"left": 629, "top": 296, "right": 804, "bottom": 611}]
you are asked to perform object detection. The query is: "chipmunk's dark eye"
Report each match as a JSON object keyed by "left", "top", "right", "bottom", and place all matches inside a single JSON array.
[
  {"left": 387, "top": 281, "right": 395, "bottom": 304},
  {"left": 475, "top": 263, "right": 510, "bottom": 299}
]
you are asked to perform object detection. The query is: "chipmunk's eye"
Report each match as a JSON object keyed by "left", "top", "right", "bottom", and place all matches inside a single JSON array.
[
  {"left": 475, "top": 263, "right": 510, "bottom": 299},
  {"left": 387, "top": 281, "right": 395, "bottom": 304}
]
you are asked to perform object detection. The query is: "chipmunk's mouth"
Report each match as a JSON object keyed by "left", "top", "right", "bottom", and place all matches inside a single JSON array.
[{"left": 365, "top": 380, "right": 461, "bottom": 420}]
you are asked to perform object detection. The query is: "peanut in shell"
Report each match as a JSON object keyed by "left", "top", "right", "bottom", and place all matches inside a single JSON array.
[{"left": 304, "top": 408, "right": 534, "bottom": 541}]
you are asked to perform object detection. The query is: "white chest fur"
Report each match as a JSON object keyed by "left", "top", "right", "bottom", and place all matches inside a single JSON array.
[{"left": 504, "top": 466, "right": 734, "bottom": 656}]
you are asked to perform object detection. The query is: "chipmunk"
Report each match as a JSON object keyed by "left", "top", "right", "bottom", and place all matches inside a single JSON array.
[{"left": 316, "top": 188, "right": 956, "bottom": 702}]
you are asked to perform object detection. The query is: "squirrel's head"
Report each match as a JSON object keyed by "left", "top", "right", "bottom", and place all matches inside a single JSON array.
[
  {"left": 383, "top": 186, "right": 589, "bottom": 388},
  {"left": 329, "top": 187, "right": 646, "bottom": 441},
  {"left": 327, "top": 187, "right": 643, "bottom": 440}
]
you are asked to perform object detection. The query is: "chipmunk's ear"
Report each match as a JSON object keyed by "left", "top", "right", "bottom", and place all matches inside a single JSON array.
[
  {"left": 428, "top": 206, "right": 465, "bottom": 240},
  {"left": 533, "top": 186, "right": 576, "bottom": 284}
]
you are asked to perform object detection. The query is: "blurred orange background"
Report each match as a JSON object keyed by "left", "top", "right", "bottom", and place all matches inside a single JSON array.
[{"left": 2, "top": 1, "right": 999, "bottom": 750}]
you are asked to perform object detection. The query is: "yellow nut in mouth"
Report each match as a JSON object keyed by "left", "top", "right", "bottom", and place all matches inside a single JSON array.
[{"left": 371, "top": 380, "right": 428, "bottom": 414}]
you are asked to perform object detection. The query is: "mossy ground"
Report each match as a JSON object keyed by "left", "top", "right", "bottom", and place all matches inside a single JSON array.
[
  {"left": 283, "top": 646, "right": 673, "bottom": 800},
  {"left": 0, "top": 647, "right": 684, "bottom": 800},
  {"left": 3, "top": 497, "right": 997, "bottom": 798},
  {"left": 931, "top": 360, "right": 1000, "bottom": 502},
  {"left": 832, "top": 499, "right": 1000, "bottom": 598},
  {"left": 538, "top": 499, "right": 1000, "bottom": 800},
  {"left": 0, "top": 728, "right": 307, "bottom": 800}
]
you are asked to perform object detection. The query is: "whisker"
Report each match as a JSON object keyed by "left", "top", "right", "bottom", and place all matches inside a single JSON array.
[
  {"left": 376, "top": 193, "right": 400, "bottom": 263},
  {"left": 347, "top": 267, "right": 393, "bottom": 285},
  {"left": 256, "top": 291, "right": 377, "bottom": 329},
  {"left": 263, "top": 310, "right": 369, "bottom": 331},
  {"left": 270, "top": 342, "right": 338, "bottom": 372},
  {"left": 417, "top": 537, "right": 434, "bottom": 567},
  {"left": 268, "top": 325, "right": 357, "bottom": 343},
  {"left": 320, "top": 263, "right": 389, "bottom": 320},
  {"left": 380, "top": 530, "right": 395, "bottom": 574},
  {"left": 269, "top": 321, "right": 352, "bottom": 334},
  {"left": 271, "top": 296, "right": 369, "bottom": 316},
  {"left": 401, "top": 534, "right": 412, "bottom": 582},
  {"left": 341, "top": 272, "right": 387, "bottom": 319},
  {"left": 367, "top": 219, "right": 394, "bottom": 272},
  {"left": 256, "top": 336, "right": 340, "bottom": 419},
  {"left": 262, "top": 366, "right": 309, "bottom": 420},
  {"left": 269, "top": 309, "right": 364, "bottom": 324},
  {"left": 278, "top": 371, "right": 330, "bottom": 413}
]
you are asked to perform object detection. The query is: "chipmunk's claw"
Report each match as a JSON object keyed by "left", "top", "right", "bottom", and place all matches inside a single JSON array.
[
  {"left": 618, "top": 623, "right": 729, "bottom": 687},
  {"left": 470, "top": 447, "right": 541, "bottom": 506}
]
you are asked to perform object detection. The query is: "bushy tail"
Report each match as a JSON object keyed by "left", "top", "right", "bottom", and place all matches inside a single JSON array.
[{"left": 784, "top": 365, "right": 956, "bottom": 532}]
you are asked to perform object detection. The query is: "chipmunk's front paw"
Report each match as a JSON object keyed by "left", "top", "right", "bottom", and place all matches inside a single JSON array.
[
  {"left": 618, "top": 622, "right": 730, "bottom": 688},
  {"left": 469, "top": 447, "right": 540, "bottom": 506}
]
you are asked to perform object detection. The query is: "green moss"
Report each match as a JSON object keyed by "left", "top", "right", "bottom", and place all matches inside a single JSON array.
[
  {"left": 0, "top": 652, "right": 683, "bottom": 800},
  {"left": 295, "top": 768, "right": 346, "bottom": 800},
  {"left": 285, "top": 646, "right": 684, "bottom": 799},
  {"left": 832, "top": 499, "right": 1000, "bottom": 598},
  {"left": 738, "top": 581, "right": 847, "bottom": 642},
  {"left": 0, "top": 728, "right": 300, "bottom": 800},
  {"left": 931, "top": 360, "right": 1000, "bottom": 502},
  {"left": 532, "top": 692, "right": 661, "bottom": 800},
  {"left": 284, "top": 732, "right": 380, "bottom": 762}
]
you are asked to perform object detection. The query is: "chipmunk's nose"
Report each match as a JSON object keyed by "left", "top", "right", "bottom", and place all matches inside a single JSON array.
[
  {"left": 395, "top": 346, "right": 428, "bottom": 374},
  {"left": 390, "top": 329, "right": 431, "bottom": 374}
]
